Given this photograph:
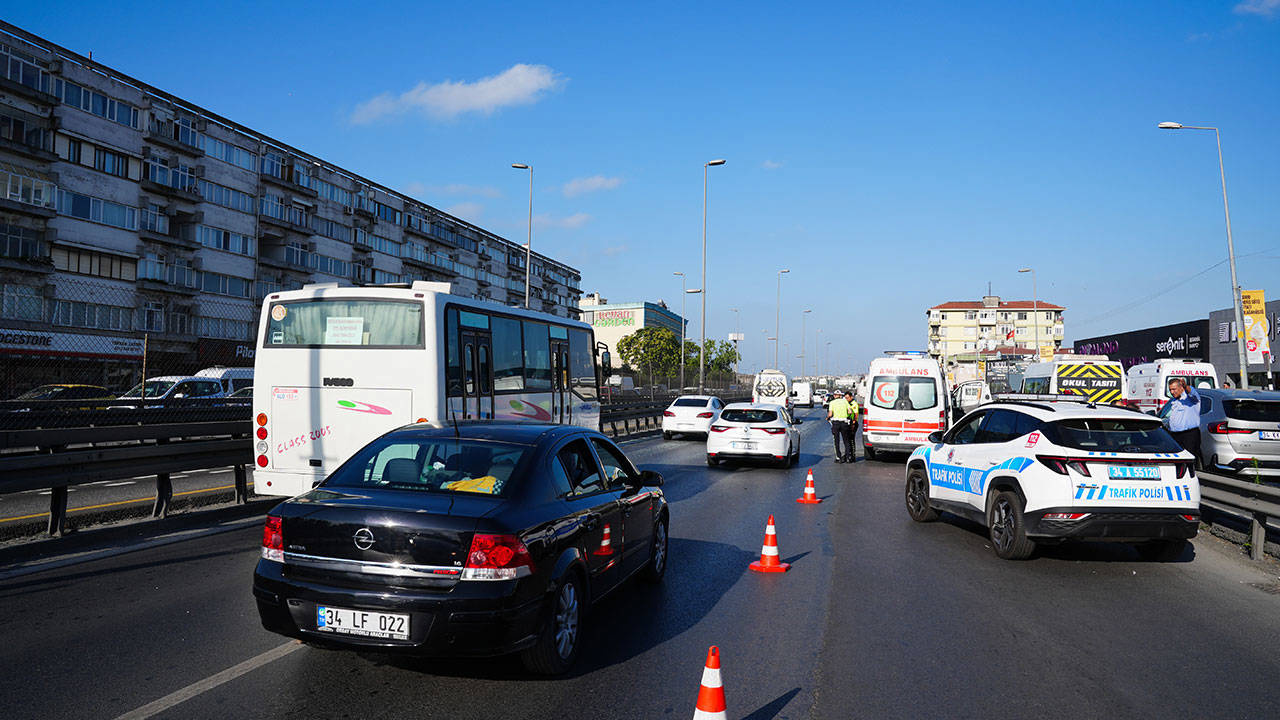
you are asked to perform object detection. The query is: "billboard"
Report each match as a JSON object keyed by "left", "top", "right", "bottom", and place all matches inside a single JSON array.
[
  {"left": 1242, "top": 290, "right": 1271, "bottom": 364},
  {"left": 1073, "top": 319, "right": 1209, "bottom": 370}
]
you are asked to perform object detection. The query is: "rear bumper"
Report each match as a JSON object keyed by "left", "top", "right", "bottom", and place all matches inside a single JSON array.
[
  {"left": 662, "top": 418, "right": 710, "bottom": 435},
  {"left": 1024, "top": 507, "right": 1200, "bottom": 541},
  {"left": 252, "top": 559, "right": 546, "bottom": 657}
]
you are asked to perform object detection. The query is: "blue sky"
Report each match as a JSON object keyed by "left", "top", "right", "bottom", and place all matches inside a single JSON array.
[{"left": 10, "top": 1, "right": 1279, "bottom": 374}]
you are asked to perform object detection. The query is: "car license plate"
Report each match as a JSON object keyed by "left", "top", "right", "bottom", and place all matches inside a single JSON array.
[
  {"left": 316, "top": 605, "right": 409, "bottom": 640},
  {"left": 1108, "top": 465, "right": 1161, "bottom": 479},
  {"left": 732, "top": 441, "right": 757, "bottom": 450},
  {"left": 679, "top": 423, "right": 693, "bottom": 429},
  {"left": 1260, "top": 431, "right": 1280, "bottom": 441}
]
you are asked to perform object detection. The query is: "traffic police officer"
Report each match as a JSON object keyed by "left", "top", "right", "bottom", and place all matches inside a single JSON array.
[{"left": 827, "top": 391, "right": 854, "bottom": 463}]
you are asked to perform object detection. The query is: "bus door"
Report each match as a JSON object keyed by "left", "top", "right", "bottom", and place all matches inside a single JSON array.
[
  {"left": 551, "top": 339, "right": 570, "bottom": 423},
  {"left": 461, "top": 330, "right": 494, "bottom": 419}
]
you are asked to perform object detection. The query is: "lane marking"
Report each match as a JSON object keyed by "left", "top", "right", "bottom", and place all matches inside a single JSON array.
[
  {"left": 104, "top": 481, "right": 136, "bottom": 487},
  {"left": 0, "top": 482, "right": 255, "bottom": 524},
  {"left": 112, "top": 641, "right": 303, "bottom": 720}
]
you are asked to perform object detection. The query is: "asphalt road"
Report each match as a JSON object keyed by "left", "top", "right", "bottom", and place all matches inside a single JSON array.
[{"left": 2, "top": 409, "right": 1278, "bottom": 720}]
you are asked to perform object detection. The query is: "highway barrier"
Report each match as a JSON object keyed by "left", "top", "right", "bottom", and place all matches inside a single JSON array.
[{"left": 1197, "top": 470, "right": 1280, "bottom": 561}]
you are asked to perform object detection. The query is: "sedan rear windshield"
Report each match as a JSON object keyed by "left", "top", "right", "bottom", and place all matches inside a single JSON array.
[
  {"left": 325, "top": 438, "right": 530, "bottom": 496},
  {"left": 1041, "top": 418, "right": 1182, "bottom": 454},
  {"left": 721, "top": 409, "right": 778, "bottom": 423},
  {"left": 1223, "top": 400, "right": 1280, "bottom": 423},
  {"left": 673, "top": 398, "right": 709, "bottom": 407}
]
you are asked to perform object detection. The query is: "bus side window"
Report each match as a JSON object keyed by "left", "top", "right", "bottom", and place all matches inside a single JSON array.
[
  {"left": 568, "top": 329, "right": 597, "bottom": 401},
  {"left": 523, "top": 321, "right": 551, "bottom": 390},
  {"left": 445, "top": 308, "right": 461, "bottom": 396}
]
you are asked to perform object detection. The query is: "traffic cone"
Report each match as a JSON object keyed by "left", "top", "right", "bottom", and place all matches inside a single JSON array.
[
  {"left": 692, "top": 645, "right": 727, "bottom": 720},
  {"left": 593, "top": 523, "right": 614, "bottom": 556},
  {"left": 748, "top": 515, "right": 791, "bottom": 573},
  {"left": 796, "top": 468, "right": 822, "bottom": 504}
]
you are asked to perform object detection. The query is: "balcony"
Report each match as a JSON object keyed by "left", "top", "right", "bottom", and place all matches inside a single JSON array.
[
  {"left": 137, "top": 262, "right": 200, "bottom": 296},
  {"left": 258, "top": 198, "right": 313, "bottom": 237},
  {"left": 0, "top": 132, "right": 57, "bottom": 163},
  {"left": 0, "top": 74, "right": 58, "bottom": 106},
  {"left": 0, "top": 234, "right": 52, "bottom": 273},
  {"left": 140, "top": 177, "right": 201, "bottom": 203},
  {"left": 144, "top": 121, "right": 202, "bottom": 157}
]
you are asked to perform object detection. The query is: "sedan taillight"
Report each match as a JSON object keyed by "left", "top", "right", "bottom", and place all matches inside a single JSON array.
[
  {"left": 463, "top": 534, "right": 533, "bottom": 581},
  {"left": 710, "top": 424, "right": 730, "bottom": 433},
  {"left": 760, "top": 427, "right": 787, "bottom": 435},
  {"left": 261, "top": 515, "right": 283, "bottom": 562},
  {"left": 697, "top": 412, "right": 714, "bottom": 418},
  {"left": 1209, "top": 421, "right": 1251, "bottom": 435},
  {"left": 663, "top": 410, "right": 676, "bottom": 417}
]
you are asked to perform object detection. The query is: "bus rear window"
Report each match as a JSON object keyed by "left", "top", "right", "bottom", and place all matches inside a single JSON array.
[{"left": 265, "top": 299, "right": 423, "bottom": 347}]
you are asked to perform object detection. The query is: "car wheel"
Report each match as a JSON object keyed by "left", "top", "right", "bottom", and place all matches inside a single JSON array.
[
  {"left": 1136, "top": 539, "right": 1188, "bottom": 562},
  {"left": 639, "top": 515, "right": 669, "bottom": 583},
  {"left": 521, "top": 571, "right": 584, "bottom": 675},
  {"left": 662, "top": 431, "right": 672, "bottom": 440},
  {"left": 988, "top": 490, "right": 1035, "bottom": 560},
  {"left": 905, "top": 468, "right": 939, "bottom": 522},
  {"left": 706, "top": 454, "right": 719, "bottom": 467}
]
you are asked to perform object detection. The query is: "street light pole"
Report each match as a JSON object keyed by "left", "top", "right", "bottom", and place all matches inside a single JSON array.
[
  {"left": 730, "top": 307, "right": 741, "bottom": 382},
  {"left": 1159, "top": 122, "right": 1250, "bottom": 389},
  {"left": 775, "top": 269, "right": 790, "bottom": 368},
  {"left": 674, "top": 271, "right": 686, "bottom": 391},
  {"left": 511, "top": 163, "right": 533, "bottom": 308},
  {"left": 1018, "top": 268, "right": 1038, "bottom": 360},
  {"left": 699, "top": 158, "right": 726, "bottom": 394},
  {"left": 800, "top": 309, "right": 812, "bottom": 378}
]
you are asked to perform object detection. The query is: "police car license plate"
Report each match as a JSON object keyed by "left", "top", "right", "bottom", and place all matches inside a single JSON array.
[
  {"left": 732, "top": 441, "right": 757, "bottom": 450},
  {"left": 1108, "top": 465, "right": 1161, "bottom": 479},
  {"left": 1260, "top": 431, "right": 1280, "bottom": 441},
  {"left": 317, "top": 605, "right": 409, "bottom": 640}
]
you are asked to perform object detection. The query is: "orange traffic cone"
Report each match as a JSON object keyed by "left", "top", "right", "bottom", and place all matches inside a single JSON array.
[
  {"left": 593, "top": 523, "right": 614, "bottom": 556},
  {"left": 748, "top": 515, "right": 791, "bottom": 573},
  {"left": 692, "top": 645, "right": 727, "bottom": 720},
  {"left": 796, "top": 468, "right": 822, "bottom": 504}
]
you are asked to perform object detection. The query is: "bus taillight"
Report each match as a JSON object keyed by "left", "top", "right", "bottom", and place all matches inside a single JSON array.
[
  {"left": 256, "top": 413, "right": 268, "bottom": 426},
  {"left": 257, "top": 455, "right": 269, "bottom": 468},
  {"left": 256, "top": 427, "right": 268, "bottom": 440}
]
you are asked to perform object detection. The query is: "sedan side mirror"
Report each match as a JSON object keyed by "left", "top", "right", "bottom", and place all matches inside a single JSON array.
[
  {"left": 928, "top": 431, "right": 944, "bottom": 444},
  {"left": 639, "top": 469, "right": 664, "bottom": 487}
]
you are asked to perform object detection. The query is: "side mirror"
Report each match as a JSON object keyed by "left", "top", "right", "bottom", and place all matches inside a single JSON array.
[
  {"left": 928, "top": 431, "right": 944, "bottom": 444},
  {"left": 638, "top": 469, "right": 664, "bottom": 487},
  {"left": 599, "top": 350, "right": 612, "bottom": 375}
]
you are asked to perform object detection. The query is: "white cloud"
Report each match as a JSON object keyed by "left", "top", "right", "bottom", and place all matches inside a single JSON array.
[
  {"left": 602, "top": 244, "right": 629, "bottom": 257},
  {"left": 762, "top": 160, "right": 783, "bottom": 170},
  {"left": 445, "top": 202, "right": 484, "bottom": 222},
  {"left": 351, "top": 64, "right": 564, "bottom": 124},
  {"left": 562, "top": 175, "right": 623, "bottom": 197},
  {"left": 1235, "top": 0, "right": 1280, "bottom": 16},
  {"left": 534, "top": 212, "right": 591, "bottom": 230},
  {"left": 404, "top": 182, "right": 501, "bottom": 199}
]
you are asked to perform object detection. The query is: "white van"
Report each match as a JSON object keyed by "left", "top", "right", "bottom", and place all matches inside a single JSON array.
[
  {"left": 1018, "top": 355, "right": 1125, "bottom": 404},
  {"left": 753, "top": 369, "right": 792, "bottom": 412},
  {"left": 792, "top": 380, "right": 813, "bottom": 408},
  {"left": 862, "top": 352, "right": 949, "bottom": 460},
  {"left": 1126, "top": 359, "right": 1218, "bottom": 413},
  {"left": 952, "top": 379, "right": 992, "bottom": 415},
  {"left": 195, "top": 366, "right": 254, "bottom": 394}
]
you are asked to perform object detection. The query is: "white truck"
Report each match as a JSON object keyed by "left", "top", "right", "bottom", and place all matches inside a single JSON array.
[
  {"left": 791, "top": 380, "right": 813, "bottom": 408},
  {"left": 752, "top": 369, "right": 793, "bottom": 412}
]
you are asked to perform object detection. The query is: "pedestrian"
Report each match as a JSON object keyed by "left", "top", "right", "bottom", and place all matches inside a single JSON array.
[
  {"left": 843, "top": 391, "right": 859, "bottom": 463},
  {"left": 1164, "top": 378, "right": 1202, "bottom": 462},
  {"left": 827, "top": 391, "right": 852, "bottom": 463}
]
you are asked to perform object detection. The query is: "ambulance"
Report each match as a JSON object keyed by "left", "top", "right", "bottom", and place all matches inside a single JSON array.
[
  {"left": 861, "top": 352, "right": 950, "bottom": 460},
  {"left": 1017, "top": 355, "right": 1125, "bottom": 404},
  {"left": 1126, "top": 359, "right": 1218, "bottom": 414}
]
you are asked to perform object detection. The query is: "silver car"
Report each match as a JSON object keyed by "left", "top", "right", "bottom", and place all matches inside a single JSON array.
[{"left": 1160, "top": 388, "right": 1280, "bottom": 477}]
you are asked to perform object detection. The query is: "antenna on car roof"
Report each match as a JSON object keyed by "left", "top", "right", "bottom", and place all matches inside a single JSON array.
[{"left": 448, "top": 402, "right": 461, "bottom": 439}]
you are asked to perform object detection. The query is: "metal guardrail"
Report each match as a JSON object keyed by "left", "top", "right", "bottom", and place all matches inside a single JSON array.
[{"left": 1197, "top": 470, "right": 1280, "bottom": 561}]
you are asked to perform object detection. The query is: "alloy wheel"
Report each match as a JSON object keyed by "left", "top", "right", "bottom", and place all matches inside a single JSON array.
[
  {"left": 990, "top": 497, "right": 1013, "bottom": 552},
  {"left": 554, "top": 581, "right": 580, "bottom": 660}
]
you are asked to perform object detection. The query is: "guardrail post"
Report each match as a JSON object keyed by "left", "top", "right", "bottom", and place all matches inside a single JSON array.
[
  {"left": 47, "top": 486, "right": 68, "bottom": 537},
  {"left": 152, "top": 473, "right": 172, "bottom": 518},
  {"left": 1251, "top": 513, "right": 1267, "bottom": 561},
  {"left": 234, "top": 465, "right": 248, "bottom": 504}
]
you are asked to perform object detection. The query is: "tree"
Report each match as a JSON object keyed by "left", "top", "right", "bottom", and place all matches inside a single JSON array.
[{"left": 616, "top": 326, "right": 680, "bottom": 381}]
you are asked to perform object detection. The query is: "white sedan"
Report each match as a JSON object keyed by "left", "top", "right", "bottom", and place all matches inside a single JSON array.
[
  {"left": 706, "top": 402, "right": 802, "bottom": 468},
  {"left": 662, "top": 395, "right": 724, "bottom": 439}
]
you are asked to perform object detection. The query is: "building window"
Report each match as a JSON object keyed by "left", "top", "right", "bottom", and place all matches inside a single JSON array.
[
  {"left": 140, "top": 301, "right": 165, "bottom": 332},
  {"left": 200, "top": 271, "right": 251, "bottom": 298},
  {"left": 197, "top": 225, "right": 254, "bottom": 256},
  {"left": 94, "top": 148, "right": 129, "bottom": 178},
  {"left": 1, "top": 283, "right": 42, "bottom": 321},
  {"left": 1017, "top": 312, "right": 1028, "bottom": 320},
  {"left": 199, "top": 316, "right": 253, "bottom": 340},
  {"left": 48, "top": 299, "right": 133, "bottom": 331},
  {"left": 54, "top": 78, "right": 139, "bottom": 128},
  {"left": 3, "top": 163, "right": 57, "bottom": 209},
  {"left": 65, "top": 138, "right": 82, "bottom": 164},
  {"left": 56, "top": 190, "right": 137, "bottom": 230},
  {"left": 52, "top": 246, "right": 136, "bottom": 280},
  {"left": 259, "top": 194, "right": 310, "bottom": 227},
  {"left": 1, "top": 43, "right": 52, "bottom": 94},
  {"left": 0, "top": 223, "right": 43, "bottom": 260},
  {"left": 260, "top": 151, "right": 289, "bottom": 180}
]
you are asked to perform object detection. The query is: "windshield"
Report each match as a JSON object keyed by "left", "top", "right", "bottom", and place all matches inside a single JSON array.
[
  {"left": 722, "top": 408, "right": 779, "bottom": 423},
  {"left": 1041, "top": 418, "right": 1182, "bottom": 453},
  {"left": 120, "top": 380, "right": 177, "bottom": 398},
  {"left": 15, "top": 386, "right": 68, "bottom": 400},
  {"left": 325, "top": 438, "right": 531, "bottom": 495},
  {"left": 1166, "top": 375, "right": 1215, "bottom": 396},
  {"left": 673, "top": 398, "right": 708, "bottom": 408},
  {"left": 265, "top": 298, "right": 423, "bottom": 347},
  {"left": 1223, "top": 399, "right": 1280, "bottom": 423},
  {"left": 871, "top": 376, "right": 938, "bottom": 410}
]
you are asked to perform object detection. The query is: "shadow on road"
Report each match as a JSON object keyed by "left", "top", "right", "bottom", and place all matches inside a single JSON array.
[
  {"left": 939, "top": 512, "right": 1198, "bottom": 563},
  {"left": 0, "top": 547, "right": 250, "bottom": 598},
  {"left": 742, "top": 687, "right": 801, "bottom": 720}
]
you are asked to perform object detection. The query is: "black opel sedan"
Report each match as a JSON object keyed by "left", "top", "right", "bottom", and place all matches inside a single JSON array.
[{"left": 253, "top": 422, "right": 668, "bottom": 674}]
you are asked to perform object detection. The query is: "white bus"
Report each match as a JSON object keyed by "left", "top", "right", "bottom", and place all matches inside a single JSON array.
[{"left": 252, "top": 281, "right": 603, "bottom": 496}]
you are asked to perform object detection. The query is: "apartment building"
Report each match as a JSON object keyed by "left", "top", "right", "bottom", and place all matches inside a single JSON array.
[
  {"left": 0, "top": 22, "right": 581, "bottom": 395},
  {"left": 927, "top": 295, "right": 1065, "bottom": 363}
]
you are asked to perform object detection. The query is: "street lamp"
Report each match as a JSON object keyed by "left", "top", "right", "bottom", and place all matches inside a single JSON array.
[
  {"left": 800, "top": 309, "right": 812, "bottom": 378},
  {"left": 1159, "top": 121, "right": 1250, "bottom": 389},
  {"left": 825, "top": 342, "right": 832, "bottom": 379},
  {"left": 685, "top": 285, "right": 702, "bottom": 391},
  {"left": 1018, "top": 268, "right": 1038, "bottom": 361},
  {"left": 511, "top": 163, "right": 532, "bottom": 308},
  {"left": 729, "top": 307, "right": 741, "bottom": 381},
  {"left": 699, "top": 158, "right": 727, "bottom": 394},
  {"left": 775, "top": 269, "right": 790, "bottom": 368},
  {"left": 674, "top": 271, "right": 688, "bottom": 391}
]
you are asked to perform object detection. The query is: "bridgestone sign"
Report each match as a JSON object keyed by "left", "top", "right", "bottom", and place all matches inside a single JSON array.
[{"left": 0, "top": 329, "right": 144, "bottom": 358}]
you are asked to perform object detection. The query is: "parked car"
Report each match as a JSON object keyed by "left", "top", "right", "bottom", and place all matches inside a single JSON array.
[
  {"left": 114, "top": 376, "right": 227, "bottom": 407},
  {"left": 195, "top": 366, "right": 253, "bottom": 394},
  {"left": 253, "top": 421, "right": 668, "bottom": 675},
  {"left": 1160, "top": 388, "right": 1280, "bottom": 477},
  {"left": 7, "top": 384, "right": 115, "bottom": 411},
  {"left": 227, "top": 386, "right": 253, "bottom": 399},
  {"left": 662, "top": 395, "right": 724, "bottom": 439},
  {"left": 706, "top": 402, "right": 802, "bottom": 468}
]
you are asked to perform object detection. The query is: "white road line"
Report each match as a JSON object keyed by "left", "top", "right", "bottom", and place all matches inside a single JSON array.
[
  {"left": 104, "top": 481, "right": 136, "bottom": 487},
  {"left": 112, "top": 641, "right": 302, "bottom": 720},
  {"left": 206, "top": 469, "right": 232, "bottom": 474}
]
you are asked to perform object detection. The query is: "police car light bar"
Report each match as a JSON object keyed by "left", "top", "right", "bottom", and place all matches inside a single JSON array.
[{"left": 883, "top": 350, "right": 928, "bottom": 356}]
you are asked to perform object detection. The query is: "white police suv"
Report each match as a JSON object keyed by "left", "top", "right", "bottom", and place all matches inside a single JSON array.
[{"left": 904, "top": 396, "right": 1200, "bottom": 560}]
